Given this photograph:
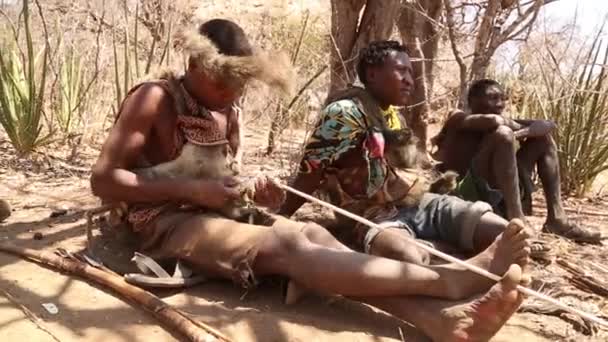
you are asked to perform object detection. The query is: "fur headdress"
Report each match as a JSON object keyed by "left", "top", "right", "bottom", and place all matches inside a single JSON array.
[{"left": 174, "top": 21, "right": 295, "bottom": 97}]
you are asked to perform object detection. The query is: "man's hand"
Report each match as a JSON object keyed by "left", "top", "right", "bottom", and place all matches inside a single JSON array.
[
  {"left": 488, "top": 113, "right": 526, "bottom": 131},
  {"left": 253, "top": 176, "right": 285, "bottom": 210},
  {"left": 514, "top": 120, "right": 556, "bottom": 139},
  {"left": 187, "top": 177, "right": 241, "bottom": 210}
]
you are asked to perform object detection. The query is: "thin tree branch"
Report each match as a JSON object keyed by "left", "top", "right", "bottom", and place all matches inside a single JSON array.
[
  {"left": 443, "top": 0, "right": 468, "bottom": 106},
  {"left": 0, "top": 288, "right": 62, "bottom": 342},
  {"left": 500, "top": 0, "right": 559, "bottom": 45}
]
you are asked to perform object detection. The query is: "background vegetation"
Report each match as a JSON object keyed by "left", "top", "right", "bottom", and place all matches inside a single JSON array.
[{"left": 0, "top": 0, "right": 606, "bottom": 196}]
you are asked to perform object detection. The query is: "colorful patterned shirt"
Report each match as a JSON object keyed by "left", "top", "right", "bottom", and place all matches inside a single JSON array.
[{"left": 300, "top": 99, "right": 401, "bottom": 198}]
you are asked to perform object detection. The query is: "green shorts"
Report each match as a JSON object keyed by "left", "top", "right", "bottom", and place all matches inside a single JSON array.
[
  {"left": 454, "top": 165, "right": 505, "bottom": 217},
  {"left": 455, "top": 158, "right": 533, "bottom": 217}
]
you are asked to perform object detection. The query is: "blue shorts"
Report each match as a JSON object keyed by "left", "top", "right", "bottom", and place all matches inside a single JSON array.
[{"left": 365, "top": 193, "right": 493, "bottom": 253}]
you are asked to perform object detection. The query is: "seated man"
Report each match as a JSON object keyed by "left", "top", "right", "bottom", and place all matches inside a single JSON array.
[
  {"left": 280, "top": 41, "right": 528, "bottom": 266},
  {"left": 432, "top": 79, "right": 601, "bottom": 243},
  {"left": 91, "top": 19, "right": 529, "bottom": 342}
]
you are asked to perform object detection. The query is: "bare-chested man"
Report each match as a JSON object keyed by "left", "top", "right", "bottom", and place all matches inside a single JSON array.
[
  {"left": 433, "top": 79, "right": 602, "bottom": 243},
  {"left": 91, "top": 20, "right": 529, "bottom": 341}
]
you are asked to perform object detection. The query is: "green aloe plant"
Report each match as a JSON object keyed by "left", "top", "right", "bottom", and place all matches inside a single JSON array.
[
  {"left": 0, "top": 0, "right": 52, "bottom": 156},
  {"left": 55, "top": 45, "right": 86, "bottom": 135},
  {"left": 518, "top": 34, "right": 608, "bottom": 196}
]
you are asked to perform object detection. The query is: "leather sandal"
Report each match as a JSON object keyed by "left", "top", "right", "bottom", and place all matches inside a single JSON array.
[{"left": 124, "top": 252, "right": 207, "bottom": 288}]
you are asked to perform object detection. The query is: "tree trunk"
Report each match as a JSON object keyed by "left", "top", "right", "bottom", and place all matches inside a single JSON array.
[
  {"left": 419, "top": 0, "right": 441, "bottom": 93},
  {"left": 328, "top": 0, "right": 401, "bottom": 98},
  {"left": 469, "top": 55, "right": 493, "bottom": 82},
  {"left": 349, "top": 0, "right": 402, "bottom": 62},
  {"left": 328, "top": 0, "right": 366, "bottom": 96},
  {"left": 443, "top": 0, "right": 469, "bottom": 108},
  {"left": 397, "top": 0, "right": 442, "bottom": 154},
  {"left": 468, "top": 0, "right": 501, "bottom": 83}
]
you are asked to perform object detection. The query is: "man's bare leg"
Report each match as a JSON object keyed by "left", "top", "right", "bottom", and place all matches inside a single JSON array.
[
  {"left": 436, "top": 218, "right": 528, "bottom": 298},
  {"left": 366, "top": 210, "right": 514, "bottom": 266},
  {"left": 472, "top": 212, "right": 513, "bottom": 250},
  {"left": 288, "top": 224, "right": 428, "bottom": 305},
  {"left": 517, "top": 136, "right": 601, "bottom": 242},
  {"left": 473, "top": 126, "right": 524, "bottom": 219},
  {"left": 361, "top": 264, "right": 525, "bottom": 342},
  {"left": 309, "top": 212, "right": 529, "bottom": 279},
  {"left": 369, "top": 228, "right": 431, "bottom": 264},
  {"left": 253, "top": 219, "right": 529, "bottom": 301},
  {"left": 353, "top": 218, "right": 530, "bottom": 277},
  {"left": 517, "top": 136, "right": 564, "bottom": 222},
  {"left": 280, "top": 222, "right": 527, "bottom": 340}
]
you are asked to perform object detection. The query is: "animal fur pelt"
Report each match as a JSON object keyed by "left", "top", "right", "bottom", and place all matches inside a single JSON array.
[{"left": 174, "top": 22, "right": 295, "bottom": 97}]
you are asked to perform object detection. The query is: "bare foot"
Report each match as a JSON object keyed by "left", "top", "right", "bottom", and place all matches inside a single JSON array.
[
  {"left": 430, "top": 264, "right": 525, "bottom": 342},
  {"left": 440, "top": 219, "right": 530, "bottom": 299},
  {"left": 468, "top": 218, "right": 530, "bottom": 273},
  {"left": 360, "top": 265, "right": 527, "bottom": 342}
]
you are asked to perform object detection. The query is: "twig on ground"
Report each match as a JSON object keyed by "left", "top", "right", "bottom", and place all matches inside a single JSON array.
[
  {"left": 520, "top": 299, "right": 599, "bottom": 336},
  {"left": 557, "top": 258, "right": 608, "bottom": 297},
  {"left": 0, "top": 288, "right": 63, "bottom": 342},
  {"left": 589, "top": 261, "right": 608, "bottom": 275},
  {"left": 0, "top": 243, "right": 232, "bottom": 342},
  {"left": 34, "top": 151, "right": 91, "bottom": 174}
]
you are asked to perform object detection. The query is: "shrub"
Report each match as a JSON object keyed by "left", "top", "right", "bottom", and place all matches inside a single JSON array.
[
  {"left": 516, "top": 35, "right": 608, "bottom": 196},
  {"left": 0, "top": 0, "right": 52, "bottom": 155}
]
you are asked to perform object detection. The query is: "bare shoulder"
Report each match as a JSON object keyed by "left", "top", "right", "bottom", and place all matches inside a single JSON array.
[
  {"left": 116, "top": 83, "right": 173, "bottom": 126},
  {"left": 442, "top": 109, "right": 467, "bottom": 129},
  {"left": 447, "top": 109, "right": 466, "bottom": 120},
  {"left": 92, "top": 83, "right": 173, "bottom": 174}
]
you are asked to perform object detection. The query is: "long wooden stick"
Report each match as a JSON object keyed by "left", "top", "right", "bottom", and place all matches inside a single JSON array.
[
  {"left": 278, "top": 183, "right": 608, "bottom": 328},
  {"left": 0, "top": 243, "right": 232, "bottom": 342}
]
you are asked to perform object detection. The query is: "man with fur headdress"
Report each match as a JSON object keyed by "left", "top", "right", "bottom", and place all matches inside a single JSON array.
[{"left": 91, "top": 20, "right": 529, "bottom": 341}]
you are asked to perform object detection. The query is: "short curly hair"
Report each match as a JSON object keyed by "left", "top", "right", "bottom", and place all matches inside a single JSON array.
[
  {"left": 198, "top": 19, "right": 253, "bottom": 57},
  {"left": 467, "top": 79, "right": 502, "bottom": 104},
  {"left": 356, "top": 40, "right": 408, "bottom": 85}
]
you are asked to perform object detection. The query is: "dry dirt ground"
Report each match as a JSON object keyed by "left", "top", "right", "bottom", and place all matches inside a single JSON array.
[{"left": 1, "top": 124, "right": 608, "bottom": 342}]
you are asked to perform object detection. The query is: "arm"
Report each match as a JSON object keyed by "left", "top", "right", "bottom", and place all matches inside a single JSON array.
[
  {"left": 227, "top": 104, "right": 243, "bottom": 169},
  {"left": 278, "top": 169, "right": 323, "bottom": 217},
  {"left": 90, "top": 84, "right": 236, "bottom": 207},
  {"left": 278, "top": 100, "right": 366, "bottom": 216},
  {"left": 458, "top": 113, "right": 524, "bottom": 132},
  {"left": 513, "top": 119, "right": 556, "bottom": 139},
  {"left": 90, "top": 84, "right": 195, "bottom": 203}
]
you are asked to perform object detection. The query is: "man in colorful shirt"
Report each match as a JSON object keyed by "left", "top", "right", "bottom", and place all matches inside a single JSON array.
[{"left": 280, "top": 41, "right": 528, "bottom": 265}]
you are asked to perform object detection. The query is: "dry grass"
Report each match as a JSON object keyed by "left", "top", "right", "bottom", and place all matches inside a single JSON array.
[{"left": 0, "top": 0, "right": 331, "bottom": 159}]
